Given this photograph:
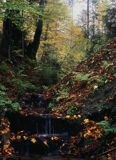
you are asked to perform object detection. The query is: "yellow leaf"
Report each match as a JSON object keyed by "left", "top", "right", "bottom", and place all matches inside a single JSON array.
[
  {"left": 77, "top": 114, "right": 81, "bottom": 118},
  {"left": 17, "top": 135, "right": 21, "bottom": 140},
  {"left": 51, "top": 136, "right": 59, "bottom": 141},
  {"left": 31, "top": 138, "right": 37, "bottom": 143},
  {"left": 73, "top": 115, "right": 77, "bottom": 118},
  {"left": 43, "top": 140, "right": 48, "bottom": 146},
  {"left": 65, "top": 115, "right": 71, "bottom": 119},
  {"left": 84, "top": 119, "right": 89, "bottom": 123}
]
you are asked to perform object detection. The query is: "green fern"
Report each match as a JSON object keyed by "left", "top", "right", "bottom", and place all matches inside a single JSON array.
[
  {"left": 0, "top": 63, "right": 10, "bottom": 73},
  {"left": 11, "top": 78, "right": 36, "bottom": 93},
  {"left": 98, "top": 120, "right": 116, "bottom": 135},
  {"left": 0, "top": 84, "right": 20, "bottom": 112}
]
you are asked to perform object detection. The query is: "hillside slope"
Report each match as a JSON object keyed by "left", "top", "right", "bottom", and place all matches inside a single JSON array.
[
  {"left": 43, "top": 38, "right": 116, "bottom": 157},
  {"left": 44, "top": 38, "right": 116, "bottom": 120}
]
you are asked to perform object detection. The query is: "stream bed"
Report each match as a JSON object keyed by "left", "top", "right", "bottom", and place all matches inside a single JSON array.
[
  {"left": 39, "top": 156, "right": 83, "bottom": 160},
  {"left": 20, "top": 155, "right": 84, "bottom": 160}
]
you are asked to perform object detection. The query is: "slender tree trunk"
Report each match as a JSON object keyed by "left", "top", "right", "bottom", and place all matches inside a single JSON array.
[
  {"left": 26, "top": 18, "right": 43, "bottom": 58},
  {"left": 86, "top": 0, "right": 90, "bottom": 54},
  {"left": 87, "top": 0, "right": 90, "bottom": 38},
  {"left": 26, "top": 0, "right": 46, "bottom": 58},
  {"left": 41, "top": 23, "right": 49, "bottom": 62}
]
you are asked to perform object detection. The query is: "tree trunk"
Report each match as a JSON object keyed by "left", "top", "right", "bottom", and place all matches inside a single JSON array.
[
  {"left": 26, "top": 0, "right": 46, "bottom": 59},
  {"left": 0, "top": 11, "right": 23, "bottom": 60},
  {"left": 0, "top": 18, "right": 11, "bottom": 58},
  {"left": 26, "top": 18, "right": 43, "bottom": 58},
  {"left": 41, "top": 23, "right": 49, "bottom": 62},
  {"left": 87, "top": 0, "right": 90, "bottom": 38}
]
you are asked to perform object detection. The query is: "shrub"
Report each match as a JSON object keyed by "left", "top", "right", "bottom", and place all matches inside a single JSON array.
[
  {"left": 98, "top": 120, "right": 116, "bottom": 135},
  {"left": 0, "top": 62, "right": 10, "bottom": 73},
  {"left": 0, "top": 83, "right": 20, "bottom": 113}
]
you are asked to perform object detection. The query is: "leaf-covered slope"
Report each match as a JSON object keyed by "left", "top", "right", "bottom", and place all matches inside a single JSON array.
[{"left": 44, "top": 38, "right": 116, "bottom": 118}]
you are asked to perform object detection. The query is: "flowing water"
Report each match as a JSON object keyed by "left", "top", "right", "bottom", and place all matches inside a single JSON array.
[
  {"left": 21, "top": 155, "right": 83, "bottom": 160},
  {"left": 39, "top": 156, "right": 82, "bottom": 160}
]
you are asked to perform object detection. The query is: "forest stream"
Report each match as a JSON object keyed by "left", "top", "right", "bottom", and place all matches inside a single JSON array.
[
  {"left": 23, "top": 155, "right": 83, "bottom": 160},
  {"left": 5, "top": 93, "right": 85, "bottom": 159}
]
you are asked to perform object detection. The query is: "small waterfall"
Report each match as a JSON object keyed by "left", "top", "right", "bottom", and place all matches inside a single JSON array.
[
  {"left": 7, "top": 112, "right": 72, "bottom": 156},
  {"left": 44, "top": 115, "right": 52, "bottom": 135},
  {"left": 48, "top": 116, "right": 52, "bottom": 134},
  {"left": 36, "top": 122, "right": 39, "bottom": 134},
  {"left": 45, "top": 115, "right": 48, "bottom": 134}
]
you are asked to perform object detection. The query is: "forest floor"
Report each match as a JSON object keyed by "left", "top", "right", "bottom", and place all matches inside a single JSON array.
[{"left": 0, "top": 38, "right": 116, "bottom": 159}]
